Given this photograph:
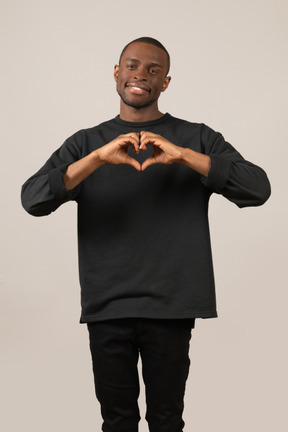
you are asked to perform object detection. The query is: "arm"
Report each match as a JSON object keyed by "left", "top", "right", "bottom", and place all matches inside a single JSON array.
[
  {"left": 139, "top": 132, "right": 211, "bottom": 176},
  {"left": 139, "top": 128, "right": 271, "bottom": 208},
  {"left": 21, "top": 137, "right": 83, "bottom": 217},
  {"left": 177, "top": 147, "right": 211, "bottom": 177},
  {"left": 63, "top": 132, "right": 141, "bottom": 190},
  {"left": 198, "top": 125, "right": 271, "bottom": 207},
  {"left": 21, "top": 132, "right": 141, "bottom": 216}
]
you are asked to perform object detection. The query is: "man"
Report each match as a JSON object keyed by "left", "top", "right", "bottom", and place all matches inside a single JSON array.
[{"left": 21, "top": 37, "right": 271, "bottom": 432}]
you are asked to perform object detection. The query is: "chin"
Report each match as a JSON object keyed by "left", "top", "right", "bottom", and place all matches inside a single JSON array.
[{"left": 119, "top": 95, "right": 154, "bottom": 109}]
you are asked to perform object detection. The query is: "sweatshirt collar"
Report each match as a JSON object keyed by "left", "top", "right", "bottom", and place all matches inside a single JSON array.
[{"left": 114, "top": 112, "right": 171, "bottom": 128}]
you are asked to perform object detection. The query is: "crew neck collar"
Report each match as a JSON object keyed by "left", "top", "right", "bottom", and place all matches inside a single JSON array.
[{"left": 114, "top": 112, "right": 171, "bottom": 127}]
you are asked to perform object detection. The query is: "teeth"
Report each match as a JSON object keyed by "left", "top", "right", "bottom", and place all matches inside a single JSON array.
[{"left": 128, "top": 86, "right": 147, "bottom": 91}]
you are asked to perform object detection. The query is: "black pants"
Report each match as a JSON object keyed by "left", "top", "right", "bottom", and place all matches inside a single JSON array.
[{"left": 87, "top": 318, "right": 195, "bottom": 432}]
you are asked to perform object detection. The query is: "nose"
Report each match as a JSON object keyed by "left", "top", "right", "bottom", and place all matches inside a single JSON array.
[{"left": 133, "top": 67, "right": 148, "bottom": 81}]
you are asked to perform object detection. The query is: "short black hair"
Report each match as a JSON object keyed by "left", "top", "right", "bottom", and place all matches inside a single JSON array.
[{"left": 119, "top": 37, "right": 170, "bottom": 75}]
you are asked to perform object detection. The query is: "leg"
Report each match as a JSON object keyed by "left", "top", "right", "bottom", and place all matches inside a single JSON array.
[
  {"left": 87, "top": 319, "right": 141, "bottom": 432},
  {"left": 137, "top": 319, "right": 194, "bottom": 432}
]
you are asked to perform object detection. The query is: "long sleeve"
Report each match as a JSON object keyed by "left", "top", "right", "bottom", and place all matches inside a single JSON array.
[
  {"left": 21, "top": 133, "right": 82, "bottom": 216},
  {"left": 200, "top": 124, "right": 271, "bottom": 208},
  {"left": 20, "top": 113, "right": 271, "bottom": 323}
]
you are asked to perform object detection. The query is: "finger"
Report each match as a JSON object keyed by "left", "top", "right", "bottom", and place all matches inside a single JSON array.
[
  {"left": 123, "top": 140, "right": 140, "bottom": 154},
  {"left": 126, "top": 132, "right": 140, "bottom": 144},
  {"left": 120, "top": 136, "right": 139, "bottom": 147},
  {"left": 123, "top": 132, "right": 140, "bottom": 141},
  {"left": 134, "top": 133, "right": 141, "bottom": 152},
  {"left": 134, "top": 132, "right": 141, "bottom": 152},
  {"left": 140, "top": 137, "right": 160, "bottom": 152},
  {"left": 139, "top": 134, "right": 150, "bottom": 150},
  {"left": 140, "top": 132, "right": 160, "bottom": 151},
  {"left": 140, "top": 131, "right": 158, "bottom": 140},
  {"left": 118, "top": 133, "right": 140, "bottom": 152}
]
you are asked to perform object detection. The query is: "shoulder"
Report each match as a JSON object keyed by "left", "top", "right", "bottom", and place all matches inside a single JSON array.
[
  {"left": 168, "top": 114, "right": 217, "bottom": 133},
  {"left": 66, "top": 117, "right": 116, "bottom": 140},
  {"left": 167, "top": 114, "right": 222, "bottom": 139},
  {"left": 61, "top": 118, "right": 118, "bottom": 154}
]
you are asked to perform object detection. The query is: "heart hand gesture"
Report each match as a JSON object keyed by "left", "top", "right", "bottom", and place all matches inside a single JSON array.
[
  {"left": 97, "top": 131, "right": 183, "bottom": 172},
  {"left": 138, "top": 131, "right": 183, "bottom": 171},
  {"left": 97, "top": 132, "right": 141, "bottom": 171}
]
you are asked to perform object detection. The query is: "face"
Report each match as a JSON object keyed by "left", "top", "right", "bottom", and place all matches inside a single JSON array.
[{"left": 114, "top": 42, "right": 171, "bottom": 110}]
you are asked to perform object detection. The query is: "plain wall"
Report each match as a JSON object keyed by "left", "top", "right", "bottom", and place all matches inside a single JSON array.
[{"left": 1, "top": 0, "right": 287, "bottom": 431}]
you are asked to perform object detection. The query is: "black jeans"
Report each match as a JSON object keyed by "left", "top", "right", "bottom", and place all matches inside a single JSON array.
[{"left": 87, "top": 317, "right": 195, "bottom": 432}]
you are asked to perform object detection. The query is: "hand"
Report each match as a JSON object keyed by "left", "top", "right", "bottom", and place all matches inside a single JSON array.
[
  {"left": 96, "top": 133, "right": 141, "bottom": 171},
  {"left": 139, "top": 132, "right": 183, "bottom": 171}
]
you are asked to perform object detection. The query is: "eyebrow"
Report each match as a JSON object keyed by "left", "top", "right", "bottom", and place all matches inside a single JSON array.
[{"left": 125, "top": 58, "right": 163, "bottom": 68}]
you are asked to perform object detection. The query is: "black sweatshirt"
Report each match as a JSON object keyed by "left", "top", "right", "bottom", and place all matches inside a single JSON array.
[{"left": 21, "top": 113, "right": 271, "bottom": 323}]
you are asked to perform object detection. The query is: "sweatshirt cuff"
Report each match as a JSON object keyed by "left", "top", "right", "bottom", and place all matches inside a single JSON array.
[
  {"left": 202, "top": 155, "right": 232, "bottom": 190},
  {"left": 48, "top": 163, "right": 80, "bottom": 200}
]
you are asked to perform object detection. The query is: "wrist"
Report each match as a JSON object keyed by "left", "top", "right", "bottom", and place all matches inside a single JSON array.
[
  {"left": 178, "top": 147, "right": 193, "bottom": 166},
  {"left": 178, "top": 147, "right": 211, "bottom": 177},
  {"left": 91, "top": 150, "right": 106, "bottom": 167}
]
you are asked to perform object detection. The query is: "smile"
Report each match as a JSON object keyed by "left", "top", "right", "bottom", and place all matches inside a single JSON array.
[
  {"left": 126, "top": 83, "right": 150, "bottom": 95},
  {"left": 132, "top": 86, "right": 145, "bottom": 91}
]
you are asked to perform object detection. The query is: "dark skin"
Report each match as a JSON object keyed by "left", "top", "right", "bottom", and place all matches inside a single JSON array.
[
  {"left": 64, "top": 42, "right": 211, "bottom": 189},
  {"left": 114, "top": 42, "right": 171, "bottom": 122}
]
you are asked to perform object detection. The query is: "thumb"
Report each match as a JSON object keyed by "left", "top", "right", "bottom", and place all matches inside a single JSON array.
[
  {"left": 125, "top": 156, "right": 141, "bottom": 171},
  {"left": 141, "top": 156, "right": 157, "bottom": 171}
]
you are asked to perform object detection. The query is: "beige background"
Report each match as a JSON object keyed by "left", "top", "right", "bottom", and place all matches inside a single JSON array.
[{"left": 1, "top": 0, "right": 287, "bottom": 431}]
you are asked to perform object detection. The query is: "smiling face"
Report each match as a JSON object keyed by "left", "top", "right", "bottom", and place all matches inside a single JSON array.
[{"left": 114, "top": 42, "right": 171, "bottom": 118}]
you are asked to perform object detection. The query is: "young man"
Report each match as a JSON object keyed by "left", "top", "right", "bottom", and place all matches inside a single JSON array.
[{"left": 21, "top": 37, "right": 271, "bottom": 432}]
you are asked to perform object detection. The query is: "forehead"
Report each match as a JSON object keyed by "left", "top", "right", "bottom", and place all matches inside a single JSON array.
[{"left": 121, "top": 42, "right": 168, "bottom": 67}]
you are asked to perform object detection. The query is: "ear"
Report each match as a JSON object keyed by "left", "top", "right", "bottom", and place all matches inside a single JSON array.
[
  {"left": 161, "top": 76, "right": 171, "bottom": 92},
  {"left": 114, "top": 65, "right": 119, "bottom": 82}
]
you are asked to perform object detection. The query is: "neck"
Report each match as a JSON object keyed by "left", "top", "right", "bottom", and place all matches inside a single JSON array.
[{"left": 119, "top": 102, "right": 164, "bottom": 122}]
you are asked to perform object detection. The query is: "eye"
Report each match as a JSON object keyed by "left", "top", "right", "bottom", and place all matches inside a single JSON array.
[
  {"left": 149, "top": 69, "right": 159, "bottom": 74},
  {"left": 127, "top": 64, "right": 137, "bottom": 70}
]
